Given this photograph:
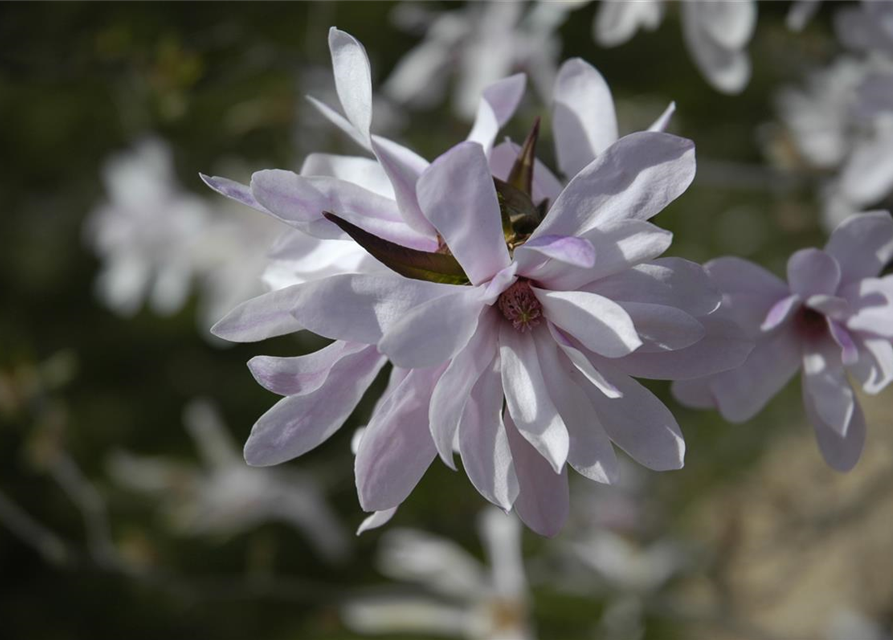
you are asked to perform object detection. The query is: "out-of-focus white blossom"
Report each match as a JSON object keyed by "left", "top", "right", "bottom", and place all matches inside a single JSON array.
[
  {"left": 384, "top": 1, "right": 571, "bottom": 119},
  {"left": 342, "top": 508, "right": 533, "bottom": 640},
  {"left": 107, "top": 399, "right": 349, "bottom": 562}
]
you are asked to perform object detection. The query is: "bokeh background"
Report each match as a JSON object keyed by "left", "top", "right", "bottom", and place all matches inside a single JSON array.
[{"left": 2, "top": 2, "right": 891, "bottom": 639}]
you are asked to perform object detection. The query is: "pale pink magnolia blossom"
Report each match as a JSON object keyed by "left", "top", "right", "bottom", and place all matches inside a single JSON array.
[
  {"left": 592, "top": 0, "right": 757, "bottom": 95},
  {"left": 674, "top": 213, "right": 893, "bottom": 472},
  {"left": 342, "top": 508, "right": 532, "bottom": 640},
  {"left": 209, "top": 28, "right": 751, "bottom": 537}
]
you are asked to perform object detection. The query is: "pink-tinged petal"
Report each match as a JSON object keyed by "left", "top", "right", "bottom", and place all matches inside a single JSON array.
[
  {"left": 416, "top": 142, "right": 511, "bottom": 285},
  {"left": 244, "top": 345, "right": 386, "bottom": 466},
  {"left": 647, "top": 102, "right": 676, "bottom": 133},
  {"left": 761, "top": 294, "right": 800, "bottom": 332},
  {"left": 200, "top": 174, "right": 268, "bottom": 213},
  {"left": 248, "top": 341, "right": 368, "bottom": 396},
  {"left": 828, "top": 320, "right": 859, "bottom": 366},
  {"left": 588, "top": 258, "right": 720, "bottom": 317},
  {"left": 489, "top": 141, "right": 563, "bottom": 204},
  {"left": 300, "top": 153, "right": 393, "bottom": 198},
  {"left": 710, "top": 325, "right": 801, "bottom": 422},
  {"left": 428, "top": 312, "right": 499, "bottom": 467},
  {"left": 671, "top": 378, "right": 716, "bottom": 409},
  {"left": 289, "top": 274, "right": 455, "bottom": 344},
  {"left": 378, "top": 288, "right": 486, "bottom": 369},
  {"left": 533, "top": 132, "right": 696, "bottom": 240},
  {"left": 844, "top": 276, "right": 893, "bottom": 337},
  {"left": 467, "top": 73, "right": 527, "bottom": 155},
  {"left": 581, "top": 362, "right": 685, "bottom": 471},
  {"left": 306, "top": 95, "right": 371, "bottom": 150},
  {"left": 211, "top": 285, "right": 305, "bottom": 342},
  {"left": 370, "top": 135, "right": 437, "bottom": 237},
  {"left": 355, "top": 366, "right": 442, "bottom": 511},
  {"left": 333, "top": 207, "right": 439, "bottom": 252},
  {"left": 803, "top": 380, "right": 865, "bottom": 472},
  {"left": 514, "top": 235, "right": 595, "bottom": 269},
  {"left": 593, "top": 0, "right": 664, "bottom": 47},
  {"left": 533, "top": 288, "right": 642, "bottom": 358},
  {"left": 805, "top": 294, "right": 849, "bottom": 320},
  {"left": 547, "top": 322, "right": 621, "bottom": 398},
  {"left": 458, "top": 359, "right": 519, "bottom": 511},
  {"left": 328, "top": 28, "right": 372, "bottom": 144},
  {"left": 504, "top": 412, "right": 569, "bottom": 538},
  {"left": 357, "top": 508, "right": 398, "bottom": 535},
  {"left": 705, "top": 257, "right": 790, "bottom": 336},
  {"left": 681, "top": 2, "right": 752, "bottom": 95},
  {"left": 802, "top": 342, "right": 855, "bottom": 436},
  {"left": 529, "top": 219, "right": 673, "bottom": 292},
  {"left": 480, "top": 263, "right": 519, "bottom": 304},
  {"left": 850, "top": 338, "right": 893, "bottom": 394},
  {"left": 787, "top": 248, "right": 841, "bottom": 298},
  {"left": 535, "top": 332, "right": 619, "bottom": 484},
  {"left": 619, "top": 302, "right": 705, "bottom": 351},
  {"left": 552, "top": 58, "right": 618, "bottom": 178},
  {"left": 499, "top": 323, "right": 569, "bottom": 472},
  {"left": 611, "top": 313, "right": 753, "bottom": 381},
  {"left": 825, "top": 211, "right": 893, "bottom": 284}
]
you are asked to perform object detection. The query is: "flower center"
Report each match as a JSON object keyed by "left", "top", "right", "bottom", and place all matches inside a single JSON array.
[
  {"left": 498, "top": 280, "right": 542, "bottom": 332},
  {"left": 795, "top": 306, "right": 828, "bottom": 340}
]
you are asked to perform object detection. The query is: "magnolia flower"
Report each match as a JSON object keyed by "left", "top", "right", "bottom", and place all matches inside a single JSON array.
[
  {"left": 86, "top": 138, "right": 209, "bottom": 317},
  {"left": 342, "top": 508, "right": 533, "bottom": 640},
  {"left": 384, "top": 1, "right": 570, "bottom": 119},
  {"left": 107, "top": 399, "right": 349, "bottom": 561},
  {"left": 674, "top": 213, "right": 893, "bottom": 472},
  {"left": 208, "top": 28, "right": 750, "bottom": 536},
  {"left": 592, "top": 0, "right": 757, "bottom": 95}
]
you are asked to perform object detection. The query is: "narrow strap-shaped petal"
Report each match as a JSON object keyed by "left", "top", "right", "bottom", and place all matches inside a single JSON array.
[
  {"left": 416, "top": 142, "right": 511, "bottom": 285},
  {"left": 533, "top": 288, "right": 642, "bottom": 358},
  {"left": 499, "top": 323, "right": 569, "bottom": 472},
  {"left": 356, "top": 508, "right": 398, "bottom": 535},
  {"left": 200, "top": 174, "right": 268, "bottom": 213},
  {"left": 546, "top": 322, "right": 621, "bottom": 398},
  {"left": 532, "top": 132, "right": 695, "bottom": 240},
  {"left": 802, "top": 341, "right": 855, "bottom": 436},
  {"left": 824, "top": 211, "right": 893, "bottom": 284},
  {"left": 300, "top": 153, "right": 393, "bottom": 198},
  {"left": 593, "top": 0, "right": 664, "bottom": 47},
  {"left": 504, "top": 412, "right": 569, "bottom": 538},
  {"left": 647, "top": 102, "right": 676, "bottom": 133},
  {"left": 328, "top": 28, "right": 373, "bottom": 145},
  {"left": 803, "top": 378, "right": 865, "bottom": 472},
  {"left": 467, "top": 73, "right": 527, "bottom": 155},
  {"left": 247, "top": 341, "right": 369, "bottom": 397},
  {"left": 514, "top": 235, "right": 595, "bottom": 270},
  {"left": 370, "top": 135, "right": 436, "bottom": 237},
  {"left": 244, "top": 345, "right": 386, "bottom": 466},
  {"left": 618, "top": 301, "right": 705, "bottom": 351},
  {"left": 211, "top": 284, "right": 306, "bottom": 343}
]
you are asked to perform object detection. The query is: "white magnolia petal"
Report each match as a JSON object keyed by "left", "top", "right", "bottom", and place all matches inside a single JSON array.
[
  {"left": 840, "top": 132, "right": 893, "bottom": 206},
  {"left": 328, "top": 28, "right": 373, "bottom": 144},
  {"left": 458, "top": 358, "right": 519, "bottom": 510},
  {"left": 761, "top": 294, "right": 800, "bottom": 332},
  {"left": 429, "top": 312, "right": 499, "bottom": 467},
  {"left": 200, "top": 174, "right": 268, "bottom": 213},
  {"left": 593, "top": 0, "right": 664, "bottom": 47},
  {"left": 681, "top": 1, "right": 753, "bottom": 95},
  {"left": 378, "top": 288, "right": 485, "bottom": 369},
  {"left": 417, "top": 142, "right": 511, "bottom": 285},
  {"left": 844, "top": 276, "right": 893, "bottom": 337},
  {"left": 535, "top": 332, "right": 619, "bottom": 484},
  {"left": 850, "top": 338, "right": 893, "bottom": 394},
  {"left": 467, "top": 73, "right": 527, "bottom": 155},
  {"left": 619, "top": 302, "right": 705, "bottom": 351},
  {"left": 248, "top": 341, "right": 368, "bottom": 396},
  {"left": 211, "top": 285, "right": 305, "bottom": 342},
  {"left": 356, "top": 508, "right": 398, "bottom": 535},
  {"left": 547, "top": 322, "right": 621, "bottom": 398},
  {"left": 533, "top": 131, "right": 695, "bottom": 240},
  {"left": 355, "top": 367, "right": 441, "bottom": 511},
  {"left": 370, "top": 135, "right": 436, "bottom": 237},
  {"left": 244, "top": 345, "right": 386, "bottom": 466},
  {"left": 805, "top": 294, "right": 849, "bottom": 320},
  {"left": 825, "top": 211, "right": 893, "bottom": 284},
  {"left": 306, "top": 95, "right": 371, "bottom": 150},
  {"left": 514, "top": 235, "right": 596, "bottom": 269},
  {"left": 289, "top": 274, "right": 455, "bottom": 344},
  {"left": 787, "top": 248, "right": 841, "bottom": 298},
  {"left": 534, "top": 288, "right": 642, "bottom": 358},
  {"left": 705, "top": 256, "right": 790, "bottom": 336},
  {"left": 710, "top": 325, "right": 802, "bottom": 422},
  {"left": 300, "top": 153, "right": 394, "bottom": 198},
  {"left": 802, "top": 342, "right": 855, "bottom": 436},
  {"left": 582, "top": 362, "right": 685, "bottom": 471},
  {"left": 504, "top": 412, "right": 569, "bottom": 538},
  {"left": 612, "top": 313, "right": 753, "bottom": 381},
  {"left": 587, "top": 258, "right": 721, "bottom": 317},
  {"left": 499, "top": 323, "right": 569, "bottom": 472},
  {"left": 552, "top": 57, "right": 619, "bottom": 178},
  {"left": 803, "top": 380, "right": 865, "bottom": 472},
  {"left": 647, "top": 101, "right": 676, "bottom": 133}
]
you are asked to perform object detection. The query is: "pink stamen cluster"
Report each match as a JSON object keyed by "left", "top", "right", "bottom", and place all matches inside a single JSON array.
[{"left": 498, "top": 280, "right": 542, "bottom": 332}]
